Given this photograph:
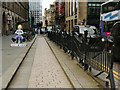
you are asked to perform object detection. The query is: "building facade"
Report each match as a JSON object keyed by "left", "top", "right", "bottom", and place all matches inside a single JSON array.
[
  {"left": 65, "top": 0, "right": 77, "bottom": 32},
  {"left": 54, "top": 0, "right": 59, "bottom": 28},
  {"left": 0, "top": 1, "right": 2, "bottom": 36},
  {"left": 65, "top": 0, "right": 108, "bottom": 33},
  {"left": 44, "top": 4, "right": 55, "bottom": 27},
  {"left": 29, "top": 0, "right": 42, "bottom": 26},
  {"left": 54, "top": 0, "right": 65, "bottom": 31},
  {"left": 59, "top": 0, "right": 65, "bottom": 31},
  {"left": 2, "top": 2, "right": 29, "bottom": 35},
  {"left": 42, "top": 16, "right": 46, "bottom": 27}
]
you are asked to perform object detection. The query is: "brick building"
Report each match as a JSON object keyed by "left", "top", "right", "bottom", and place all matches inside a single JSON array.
[
  {"left": 54, "top": 0, "right": 65, "bottom": 31},
  {"left": 60, "top": 0, "right": 65, "bottom": 31}
]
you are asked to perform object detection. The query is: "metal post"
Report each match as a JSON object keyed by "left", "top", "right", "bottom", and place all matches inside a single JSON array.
[
  {"left": 84, "top": 30, "right": 88, "bottom": 71},
  {"left": 109, "top": 45, "right": 115, "bottom": 89}
]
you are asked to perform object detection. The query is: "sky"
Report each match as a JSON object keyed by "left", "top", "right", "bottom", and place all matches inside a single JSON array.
[{"left": 42, "top": 0, "right": 55, "bottom": 16}]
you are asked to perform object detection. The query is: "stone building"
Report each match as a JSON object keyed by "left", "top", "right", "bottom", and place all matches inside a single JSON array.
[
  {"left": 2, "top": 2, "right": 29, "bottom": 35},
  {"left": 44, "top": 4, "right": 55, "bottom": 26},
  {"left": 42, "top": 16, "right": 46, "bottom": 27},
  {"left": 65, "top": 0, "right": 77, "bottom": 32},
  {"left": 65, "top": 0, "right": 108, "bottom": 33}
]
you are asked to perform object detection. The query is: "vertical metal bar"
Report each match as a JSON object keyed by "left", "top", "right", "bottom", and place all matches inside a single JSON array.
[{"left": 84, "top": 31, "right": 88, "bottom": 71}]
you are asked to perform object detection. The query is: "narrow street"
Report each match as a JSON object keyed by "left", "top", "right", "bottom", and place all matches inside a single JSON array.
[{"left": 1, "top": 0, "right": 120, "bottom": 89}]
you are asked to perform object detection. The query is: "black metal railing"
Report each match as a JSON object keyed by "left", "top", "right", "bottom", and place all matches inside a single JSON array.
[{"left": 47, "top": 31, "right": 115, "bottom": 89}]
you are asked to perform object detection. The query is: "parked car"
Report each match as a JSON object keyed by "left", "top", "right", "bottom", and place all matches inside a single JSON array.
[
  {"left": 72, "top": 25, "right": 103, "bottom": 51},
  {"left": 41, "top": 27, "right": 46, "bottom": 34},
  {"left": 72, "top": 25, "right": 99, "bottom": 39},
  {"left": 47, "top": 26, "right": 52, "bottom": 32},
  {"left": 89, "top": 26, "right": 100, "bottom": 35}
]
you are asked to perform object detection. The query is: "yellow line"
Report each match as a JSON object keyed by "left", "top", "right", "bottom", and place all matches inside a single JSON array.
[
  {"left": 80, "top": 53, "right": 120, "bottom": 77},
  {"left": 113, "top": 74, "right": 120, "bottom": 80},
  {"left": 113, "top": 70, "right": 120, "bottom": 77}
]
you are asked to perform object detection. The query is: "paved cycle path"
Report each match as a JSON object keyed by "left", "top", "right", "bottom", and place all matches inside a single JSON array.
[{"left": 28, "top": 36, "right": 73, "bottom": 88}]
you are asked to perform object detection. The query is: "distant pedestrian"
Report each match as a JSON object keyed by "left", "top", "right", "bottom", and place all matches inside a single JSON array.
[
  {"left": 10, "top": 28, "right": 13, "bottom": 35},
  {"left": 38, "top": 29, "right": 40, "bottom": 36}
]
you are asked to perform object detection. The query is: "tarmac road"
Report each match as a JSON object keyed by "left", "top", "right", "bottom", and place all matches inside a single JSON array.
[{"left": 2, "top": 35, "right": 30, "bottom": 75}]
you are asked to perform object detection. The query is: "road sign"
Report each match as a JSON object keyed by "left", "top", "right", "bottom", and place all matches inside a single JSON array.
[
  {"left": 106, "top": 32, "right": 111, "bottom": 36},
  {"left": 8, "top": 16, "right": 12, "bottom": 20}
]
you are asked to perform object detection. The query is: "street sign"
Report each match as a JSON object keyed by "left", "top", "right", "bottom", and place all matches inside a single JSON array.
[
  {"left": 11, "top": 43, "right": 27, "bottom": 47},
  {"left": 8, "top": 16, "right": 12, "bottom": 20},
  {"left": 106, "top": 32, "right": 111, "bottom": 36}
]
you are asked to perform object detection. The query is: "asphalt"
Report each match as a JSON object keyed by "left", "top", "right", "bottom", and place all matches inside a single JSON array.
[
  {"left": 1, "top": 34, "right": 37, "bottom": 89},
  {"left": 2, "top": 35, "right": 30, "bottom": 75}
]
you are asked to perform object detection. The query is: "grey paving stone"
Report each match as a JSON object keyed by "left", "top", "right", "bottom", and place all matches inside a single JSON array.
[{"left": 28, "top": 37, "right": 73, "bottom": 88}]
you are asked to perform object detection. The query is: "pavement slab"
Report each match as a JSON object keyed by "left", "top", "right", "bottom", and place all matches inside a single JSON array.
[{"left": 28, "top": 36, "right": 73, "bottom": 88}]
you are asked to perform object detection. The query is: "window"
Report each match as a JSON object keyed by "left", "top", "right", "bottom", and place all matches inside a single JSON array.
[
  {"left": 70, "top": 0, "right": 71, "bottom": 16},
  {"left": 96, "top": 4, "right": 100, "bottom": 6},
  {"left": 92, "top": 4, "right": 96, "bottom": 6},
  {"left": 88, "top": 3, "right": 92, "bottom": 6},
  {"left": 102, "top": 2, "right": 120, "bottom": 14},
  {"left": 73, "top": 0, "right": 74, "bottom": 15},
  {"left": 88, "top": 3, "right": 101, "bottom": 16},
  {"left": 75, "top": 0, "right": 77, "bottom": 14}
]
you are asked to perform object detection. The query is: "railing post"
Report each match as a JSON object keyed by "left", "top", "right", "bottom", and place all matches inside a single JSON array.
[
  {"left": 84, "top": 30, "right": 88, "bottom": 71},
  {"left": 71, "top": 32, "right": 74, "bottom": 59},
  {"left": 109, "top": 45, "right": 115, "bottom": 89}
]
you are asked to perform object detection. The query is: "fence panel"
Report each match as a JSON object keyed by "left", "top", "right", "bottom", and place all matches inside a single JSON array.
[{"left": 47, "top": 31, "right": 115, "bottom": 89}]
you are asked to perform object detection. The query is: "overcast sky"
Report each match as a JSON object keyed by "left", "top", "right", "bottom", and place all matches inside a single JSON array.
[{"left": 42, "top": 0, "right": 55, "bottom": 16}]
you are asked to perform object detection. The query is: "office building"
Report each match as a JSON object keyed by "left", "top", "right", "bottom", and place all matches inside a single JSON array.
[{"left": 29, "top": 0, "right": 42, "bottom": 26}]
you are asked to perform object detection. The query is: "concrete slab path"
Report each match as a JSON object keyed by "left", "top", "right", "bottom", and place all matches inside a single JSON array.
[{"left": 28, "top": 36, "right": 73, "bottom": 88}]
